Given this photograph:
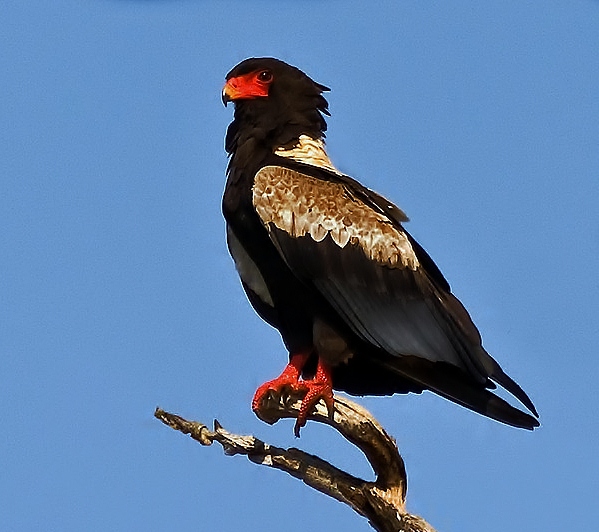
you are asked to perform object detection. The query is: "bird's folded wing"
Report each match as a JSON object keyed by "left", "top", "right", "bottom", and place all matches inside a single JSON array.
[{"left": 252, "top": 165, "right": 492, "bottom": 380}]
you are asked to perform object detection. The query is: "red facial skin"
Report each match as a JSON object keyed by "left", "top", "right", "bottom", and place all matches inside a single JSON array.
[{"left": 223, "top": 70, "right": 273, "bottom": 102}]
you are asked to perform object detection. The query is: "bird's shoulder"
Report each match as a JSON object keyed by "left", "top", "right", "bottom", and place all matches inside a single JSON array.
[
  {"left": 251, "top": 161, "right": 450, "bottom": 292},
  {"left": 252, "top": 162, "right": 421, "bottom": 271}
]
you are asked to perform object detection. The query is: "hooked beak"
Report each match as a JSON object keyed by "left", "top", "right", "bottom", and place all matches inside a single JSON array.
[
  {"left": 222, "top": 87, "right": 232, "bottom": 106},
  {"left": 222, "top": 80, "right": 238, "bottom": 106}
]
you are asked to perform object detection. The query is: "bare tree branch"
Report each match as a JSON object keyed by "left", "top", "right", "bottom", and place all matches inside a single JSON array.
[{"left": 155, "top": 391, "right": 436, "bottom": 532}]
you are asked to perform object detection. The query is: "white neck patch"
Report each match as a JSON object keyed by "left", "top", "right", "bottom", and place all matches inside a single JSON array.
[{"left": 274, "top": 135, "right": 341, "bottom": 174}]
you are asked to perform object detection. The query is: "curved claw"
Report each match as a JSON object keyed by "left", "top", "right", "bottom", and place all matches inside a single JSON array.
[
  {"left": 294, "top": 365, "right": 334, "bottom": 437},
  {"left": 252, "top": 354, "right": 335, "bottom": 436},
  {"left": 252, "top": 353, "right": 309, "bottom": 412}
]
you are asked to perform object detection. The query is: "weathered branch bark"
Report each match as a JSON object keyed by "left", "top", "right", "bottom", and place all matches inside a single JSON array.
[{"left": 155, "top": 391, "right": 436, "bottom": 532}]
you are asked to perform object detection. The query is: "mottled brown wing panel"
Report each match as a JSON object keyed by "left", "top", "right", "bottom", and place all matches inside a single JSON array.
[{"left": 252, "top": 166, "right": 419, "bottom": 270}]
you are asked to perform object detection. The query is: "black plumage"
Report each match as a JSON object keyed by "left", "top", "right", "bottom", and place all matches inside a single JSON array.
[{"left": 222, "top": 57, "right": 539, "bottom": 430}]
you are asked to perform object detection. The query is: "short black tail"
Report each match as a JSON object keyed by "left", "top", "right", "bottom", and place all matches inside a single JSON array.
[{"left": 379, "top": 357, "right": 540, "bottom": 430}]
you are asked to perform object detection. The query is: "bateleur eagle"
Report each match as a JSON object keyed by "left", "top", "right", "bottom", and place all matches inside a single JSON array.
[{"left": 221, "top": 57, "right": 539, "bottom": 435}]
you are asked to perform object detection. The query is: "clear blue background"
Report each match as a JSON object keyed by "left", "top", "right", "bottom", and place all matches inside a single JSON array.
[{"left": 2, "top": 1, "right": 598, "bottom": 530}]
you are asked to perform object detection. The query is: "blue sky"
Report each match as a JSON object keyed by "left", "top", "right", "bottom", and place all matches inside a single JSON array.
[{"left": 1, "top": 1, "right": 598, "bottom": 530}]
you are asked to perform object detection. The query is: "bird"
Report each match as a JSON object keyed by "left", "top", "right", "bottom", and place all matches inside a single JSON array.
[{"left": 221, "top": 57, "right": 539, "bottom": 435}]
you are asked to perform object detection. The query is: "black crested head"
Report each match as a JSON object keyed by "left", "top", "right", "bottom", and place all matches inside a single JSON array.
[{"left": 223, "top": 58, "right": 330, "bottom": 155}]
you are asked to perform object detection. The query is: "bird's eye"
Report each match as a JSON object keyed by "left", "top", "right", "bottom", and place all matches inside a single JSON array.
[{"left": 257, "top": 70, "right": 273, "bottom": 83}]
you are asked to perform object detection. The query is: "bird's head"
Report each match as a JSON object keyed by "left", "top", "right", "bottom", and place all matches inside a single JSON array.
[{"left": 223, "top": 58, "right": 330, "bottom": 154}]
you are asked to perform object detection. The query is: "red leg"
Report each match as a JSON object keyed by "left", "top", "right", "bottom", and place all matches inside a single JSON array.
[
  {"left": 294, "top": 358, "right": 334, "bottom": 437},
  {"left": 252, "top": 353, "right": 335, "bottom": 437}
]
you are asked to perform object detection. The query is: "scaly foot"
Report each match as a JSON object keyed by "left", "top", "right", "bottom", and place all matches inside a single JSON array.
[
  {"left": 252, "top": 353, "right": 334, "bottom": 436},
  {"left": 252, "top": 353, "right": 309, "bottom": 412},
  {"left": 293, "top": 359, "right": 334, "bottom": 436}
]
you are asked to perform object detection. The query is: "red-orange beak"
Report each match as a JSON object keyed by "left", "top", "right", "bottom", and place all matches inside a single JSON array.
[{"left": 221, "top": 79, "right": 241, "bottom": 106}]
